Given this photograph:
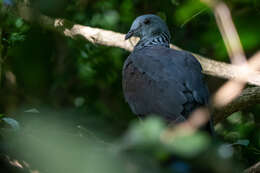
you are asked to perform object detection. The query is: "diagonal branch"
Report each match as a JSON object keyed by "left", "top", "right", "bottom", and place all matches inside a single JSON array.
[
  {"left": 244, "top": 161, "right": 260, "bottom": 173},
  {"left": 14, "top": 3, "right": 260, "bottom": 86},
  {"left": 9, "top": 3, "right": 260, "bottom": 123},
  {"left": 213, "top": 86, "right": 260, "bottom": 124}
]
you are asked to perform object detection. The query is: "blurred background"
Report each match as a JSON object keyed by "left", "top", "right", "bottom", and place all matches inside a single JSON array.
[{"left": 0, "top": 0, "right": 260, "bottom": 172}]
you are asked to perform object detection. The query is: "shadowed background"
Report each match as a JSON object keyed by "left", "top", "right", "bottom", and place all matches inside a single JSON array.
[{"left": 0, "top": 0, "right": 260, "bottom": 172}]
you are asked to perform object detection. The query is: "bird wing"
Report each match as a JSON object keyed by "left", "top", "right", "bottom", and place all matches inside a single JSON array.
[{"left": 123, "top": 46, "right": 209, "bottom": 121}]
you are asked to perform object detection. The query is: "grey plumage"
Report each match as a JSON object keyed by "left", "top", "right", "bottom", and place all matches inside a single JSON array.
[{"left": 123, "top": 14, "right": 210, "bottom": 125}]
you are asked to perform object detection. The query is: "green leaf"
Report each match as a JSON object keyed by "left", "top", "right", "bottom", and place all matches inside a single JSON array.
[
  {"left": 9, "top": 32, "right": 26, "bottom": 43},
  {"left": 15, "top": 18, "right": 24, "bottom": 28},
  {"left": 166, "top": 132, "right": 210, "bottom": 158},
  {"left": 126, "top": 116, "right": 166, "bottom": 146}
]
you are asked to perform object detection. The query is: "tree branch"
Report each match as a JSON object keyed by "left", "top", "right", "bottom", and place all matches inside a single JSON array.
[
  {"left": 244, "top": 161, "right": 260, "bottom": 173},
  {"left": 213, "top": 86, "right": 260, "bottom": 124},
  {"left": 14, "top": 3, "right": 260, "bottom": 86},
  {"left": 10, "top": 4, "right": 260, "bottom": 123}
]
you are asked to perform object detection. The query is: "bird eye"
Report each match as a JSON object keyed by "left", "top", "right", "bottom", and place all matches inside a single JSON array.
[{"left": 143, "top": 19, "right": 150, "bottom": 25}]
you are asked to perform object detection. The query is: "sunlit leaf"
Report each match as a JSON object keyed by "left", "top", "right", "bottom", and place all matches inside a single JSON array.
[{"left": 166, "top": 132, "right": 210, "bottom": 158}]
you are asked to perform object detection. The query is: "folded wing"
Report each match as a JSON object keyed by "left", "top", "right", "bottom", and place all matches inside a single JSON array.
[{"left": 122, "top": 46, "right": 209, "bottom": 122}]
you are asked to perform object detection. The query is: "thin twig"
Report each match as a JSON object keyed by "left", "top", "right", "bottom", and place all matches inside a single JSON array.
[{"left": 180, "top": 8, "right": 208, "bottom": 28}]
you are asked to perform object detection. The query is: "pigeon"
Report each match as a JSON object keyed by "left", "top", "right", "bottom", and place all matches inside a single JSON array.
[{"left": 123, "top": 14, "right": 213, "bottom": 132}]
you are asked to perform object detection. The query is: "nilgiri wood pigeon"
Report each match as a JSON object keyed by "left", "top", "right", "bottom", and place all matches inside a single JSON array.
[{"left": 123, "top": 14, "right": 212, "bottom": 132}]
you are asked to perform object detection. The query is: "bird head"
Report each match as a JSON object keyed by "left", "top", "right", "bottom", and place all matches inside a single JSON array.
[{"left": 125, "top": 14, "right": 171, "bottom": 41}]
